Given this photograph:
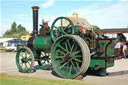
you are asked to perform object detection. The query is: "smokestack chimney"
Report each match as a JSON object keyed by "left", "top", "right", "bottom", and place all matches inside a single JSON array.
[{"left": 32, "top": 6, "right": 39, "bottom": 37}]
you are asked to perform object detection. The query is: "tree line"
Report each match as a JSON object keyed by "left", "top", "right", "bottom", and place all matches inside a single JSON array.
[{"left": 3, "top": 22, "right": 29, "bottom": 38}]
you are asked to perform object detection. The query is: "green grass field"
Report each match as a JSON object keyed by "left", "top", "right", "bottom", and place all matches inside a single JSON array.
[{"left": 0, "top": 74, "right": 95, "bottom": 85}]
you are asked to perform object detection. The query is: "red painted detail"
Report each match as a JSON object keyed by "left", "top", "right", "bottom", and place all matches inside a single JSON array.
[
  {"left": 45, "top": 24, "right": 49, "bottom": 30},
  {"left": 80, "top": 26, "right": 86, "bottom": 35}
]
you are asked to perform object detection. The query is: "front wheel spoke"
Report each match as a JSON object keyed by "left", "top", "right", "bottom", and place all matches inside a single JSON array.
[
  {"left": 25, "top": 51, "right": 28, "bottom": 57},
  {"left": 47, "top": 60, "right": 51, "bottom": 64},
  {"left": 26, "top": 58, "right": 31, "bottom": 62},
  {"left": 20, "top": 50, "right": 24, "bottom": 57},
  {"left": 20, "top": 53, "right": 24, "bottom": 58},
  {"left": 18, "top": 59, "right": 22, "bottom": 61},
  {"left": 25, "top": 63, "right": 28, "bottom": 69},
  {"left": 27, "top": 61, "right": 31, "bottom": 66},
  {"left": 74, "top": 58, "right": 82, "bottom": 63},
  {"left": 27, "top": 56, "right": 31, "bottom": 58},
  {"left": 71, "top": 61, "right": 78, "bottom": 72},
  {"left": 20, "top": 63, "right": 23, "bottom": 67}
]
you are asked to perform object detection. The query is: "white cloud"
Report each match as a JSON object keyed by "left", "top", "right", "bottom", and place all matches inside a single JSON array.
[
  {"left": 69, "top": 1, "right": 128, "bottom": 29},
  {"left": 42, "top": 0, "right": 55, "bottom": 8}
]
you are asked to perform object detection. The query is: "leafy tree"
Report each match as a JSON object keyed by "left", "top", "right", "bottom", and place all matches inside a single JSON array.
[
  {"left": 11, "top": 22, "right": 17, "bottom": 33},
  {"left": 17, "top": 24, "right": 26, "bottom": 32},
  {"left": 3, "top": 22, "right": 29, "bottom": 38},
  {"left": 4, "top": 30, "right": 11, "bottom": 35}
]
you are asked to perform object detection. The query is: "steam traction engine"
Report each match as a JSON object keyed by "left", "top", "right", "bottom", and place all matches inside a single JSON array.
[{"left": 16, "top": 6, "right": 125, "bottom": 79}]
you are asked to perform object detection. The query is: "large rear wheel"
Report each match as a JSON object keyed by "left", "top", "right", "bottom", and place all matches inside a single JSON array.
[{"left": 51, "top": 35, "right": 90, "bottom": 79}]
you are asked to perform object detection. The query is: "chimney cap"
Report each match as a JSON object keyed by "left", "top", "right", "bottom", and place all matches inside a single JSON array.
[{"left": 32, "top": 6, "right": 39, "bottom": 10}]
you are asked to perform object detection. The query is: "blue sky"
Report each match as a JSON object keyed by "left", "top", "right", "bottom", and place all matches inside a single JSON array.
[{"left": 1, "top": 0, "right": 128, "bottom": 37}]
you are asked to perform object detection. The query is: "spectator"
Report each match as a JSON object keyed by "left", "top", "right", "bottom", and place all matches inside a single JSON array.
[
  {"left": 114, "top": 40, "right": 123, "bottom": 57},
  {"left": 122, "top": 44, "right": 127, "bottom": 58}
]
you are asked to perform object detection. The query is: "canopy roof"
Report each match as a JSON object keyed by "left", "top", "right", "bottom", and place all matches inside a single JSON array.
[{"left": 97, "top": 28, "right": 128, "bottom": 34}]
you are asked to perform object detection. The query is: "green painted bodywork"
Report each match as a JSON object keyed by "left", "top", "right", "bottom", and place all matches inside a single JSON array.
[
  {"left": 33, "top": 36, "right": 52, "bottom": 51},
  {"left": 32, "top": 50, "right": 37, "bottom": 57},
  {"left": 90, "top": 60, "right": 105, "bottom": 68},
  {"left": 89, "top": 38, "right": 115, "bottom": 69}
]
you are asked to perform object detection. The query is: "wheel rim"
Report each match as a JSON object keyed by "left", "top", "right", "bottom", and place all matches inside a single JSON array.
[
  {"left": 51, "top": 37, "right": 85, "bottom": 78},
  {"left": 51, "top": 17, "right": 74, "bottom": 42},
  {"left": 16, "top": 47, "right": 34, "bottom": 72}
]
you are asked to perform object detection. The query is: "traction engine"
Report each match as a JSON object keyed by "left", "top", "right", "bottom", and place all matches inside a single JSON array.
[{"left": 16, "top": 6, "right": 128, "bottom": 79}]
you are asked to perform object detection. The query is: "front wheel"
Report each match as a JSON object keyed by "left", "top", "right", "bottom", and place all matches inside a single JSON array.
[
  {"left": 16, "top": 47, "right": 34, "bottom": 73},
  {"left": 51, "top": 35, "right": 90, "bottom": 79}
]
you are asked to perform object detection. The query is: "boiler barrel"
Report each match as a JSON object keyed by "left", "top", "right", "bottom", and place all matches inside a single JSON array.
[{"left": 33, "top": 36, "right": 52, "bottom": 51}]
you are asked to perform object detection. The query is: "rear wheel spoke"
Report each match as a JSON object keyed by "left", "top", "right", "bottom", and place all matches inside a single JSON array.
[
  {"left": 76, "top": 62, "right": 80, "bottom": 71},
  {"left": 74, "top": 58, "right": 82, "bottom": 63},
  {"left": 64, "top": 42, "right": 68, "bottom": 52},
  {"left": 69, "top": 65, "right": 72, "bottom": 74},
  {"left": 71, "top": 42, "right": 75, "bottom": 52},
  {"left": 67, "top": 40, "right": 71, "bottom": 51},
  {"left": 74, "top": 51, "right": 80, "bottom": 55},
  {"left": 66, "top": 62, "right": 69, "bottom": 72},
  {"left": 56, "top": 50, "right": 65, "bottom": 56},
  {"left": 71, "top": 61, "right": 78, "bottom": 72},
  {"left": 58, "top": 45, "right": 67, "bottom": 52},
  {"left": 60, "top": 62, "right": 67, "bottom": 69}
]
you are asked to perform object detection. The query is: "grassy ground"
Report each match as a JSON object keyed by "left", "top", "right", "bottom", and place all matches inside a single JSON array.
[{"left": 0, "top": 74, "right": 95, "bottom": 85}]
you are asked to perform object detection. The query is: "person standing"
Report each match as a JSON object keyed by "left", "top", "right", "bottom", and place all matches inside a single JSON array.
[
  {"left": 114, "top": 40, "right": 123, "bottom": 58},
  {"left": 122, "top": 44, "right": 127, "bottom": 58}
]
